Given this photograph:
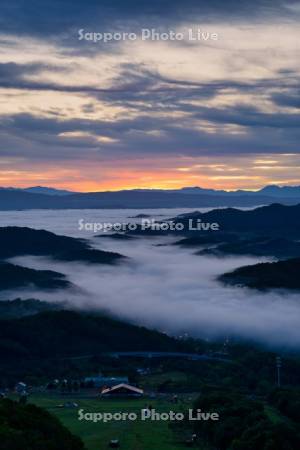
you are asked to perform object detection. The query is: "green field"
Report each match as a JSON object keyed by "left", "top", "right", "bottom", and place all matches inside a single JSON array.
[{"left": 28, "top": 394, "right": 192, "bottom": 450}]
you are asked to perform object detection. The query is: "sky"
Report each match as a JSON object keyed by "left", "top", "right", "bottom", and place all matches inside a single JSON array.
[{"left": 0, "top": 0, "right": 300, "bottom": 192}]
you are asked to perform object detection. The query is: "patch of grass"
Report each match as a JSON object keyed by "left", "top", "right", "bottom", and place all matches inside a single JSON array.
[
  {"left": 140, "top": 371, "right": 189, "bottom": 389},
  {"left": 28, "top": 394, "right": 190, "bottom": 450}
]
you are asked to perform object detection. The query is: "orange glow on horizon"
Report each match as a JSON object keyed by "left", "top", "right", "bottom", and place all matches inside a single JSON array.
[
  {"left": 2, "top": 169, "right": 300, "bottom": 193},
  {"left": 2, "top": 154, "right": 300, "bottom": 193}
]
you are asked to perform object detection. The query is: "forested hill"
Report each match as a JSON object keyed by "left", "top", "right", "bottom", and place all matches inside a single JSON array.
[
  {"left": 173, "top": 203, "right": 300, "bottom": 234},
  {"left": 0, "top": 399, "right": 84, "bottom": 450},
  {"left": 0, "top": 227, "right": 124, "bottom": 264},
  {"left": 0, "top": 310, "right": 189, "bottom": 360},
  {"left": 220, "top": 257, "right": 300, "bottom": 290}
]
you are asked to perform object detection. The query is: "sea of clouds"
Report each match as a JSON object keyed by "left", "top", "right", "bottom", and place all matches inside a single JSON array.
[{"left": 1, "top": 208, "right": 300, "bottom": 349}]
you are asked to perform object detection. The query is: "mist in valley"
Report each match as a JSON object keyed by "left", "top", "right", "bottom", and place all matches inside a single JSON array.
[{"left": 6, "top": 226, "right": 300, "bottom": 350}]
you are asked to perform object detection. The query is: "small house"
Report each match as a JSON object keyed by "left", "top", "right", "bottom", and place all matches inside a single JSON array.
[{"left": 101, "top": 383, "right": 144, "bottom": 397}]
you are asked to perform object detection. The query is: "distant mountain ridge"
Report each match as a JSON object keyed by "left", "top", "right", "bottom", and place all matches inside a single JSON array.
[
  {"left": 0, "top": 184, "right": 300, "bottom": 209},
  {"left": 0, "top": 186, "right": 75, "bottom": 196},
  {"left": 177, "top": 184, "right": 300, "bottom": 197},
  {"left": 24, "top": 186, "right": 75, "bottom": 195},
  {"left": 106, "top": 184, "right": 300, "bottom": 197},
  {"left": 2, "top": 184, "right": 300, "bottom": 197}
]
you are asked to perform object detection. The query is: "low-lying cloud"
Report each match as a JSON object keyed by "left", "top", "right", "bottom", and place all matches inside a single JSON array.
[{"left": 9, "top": 234, "right": 300, "bottom": 350}]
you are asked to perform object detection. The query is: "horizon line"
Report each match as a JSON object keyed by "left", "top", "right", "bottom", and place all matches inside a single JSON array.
[{"left": 1, "top": 183, "right": 300, "bottom": 195}]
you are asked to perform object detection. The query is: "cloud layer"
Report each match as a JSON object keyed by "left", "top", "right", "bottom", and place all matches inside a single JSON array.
[{"left": 2, "top": 207, "right": 300, "bottom": 349}]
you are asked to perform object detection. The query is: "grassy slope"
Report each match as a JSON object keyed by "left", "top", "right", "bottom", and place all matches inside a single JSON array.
[{"left": 29, "top": 394, "right": 189, "bottom": 450}]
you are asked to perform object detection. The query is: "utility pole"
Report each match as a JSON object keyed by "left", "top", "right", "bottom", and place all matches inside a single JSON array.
[{"left": 276, "top": 356, "right": 282, "bottom": 388}]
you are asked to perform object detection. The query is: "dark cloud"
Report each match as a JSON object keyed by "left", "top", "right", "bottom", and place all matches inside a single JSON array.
[
  {"left": 1, "top": 106, "right": 299, "bottom": 164},
  {"left": 183, "top": 103, "right": 300, "bottom": 128},
  {"left": 272, "top": 90, "right": 300, "bottom": 109},
  {"left": 0, "top": 0, "right": 295, "bottom": 39},
  {"left": 0, "top": 62, "right": 71, "bottom": 90},
  {"left": 0, "top": 59, "right": 299, "bottom": 163},
  {"left": 0, "top": 61, "right": 127, "bottom": 93}
]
